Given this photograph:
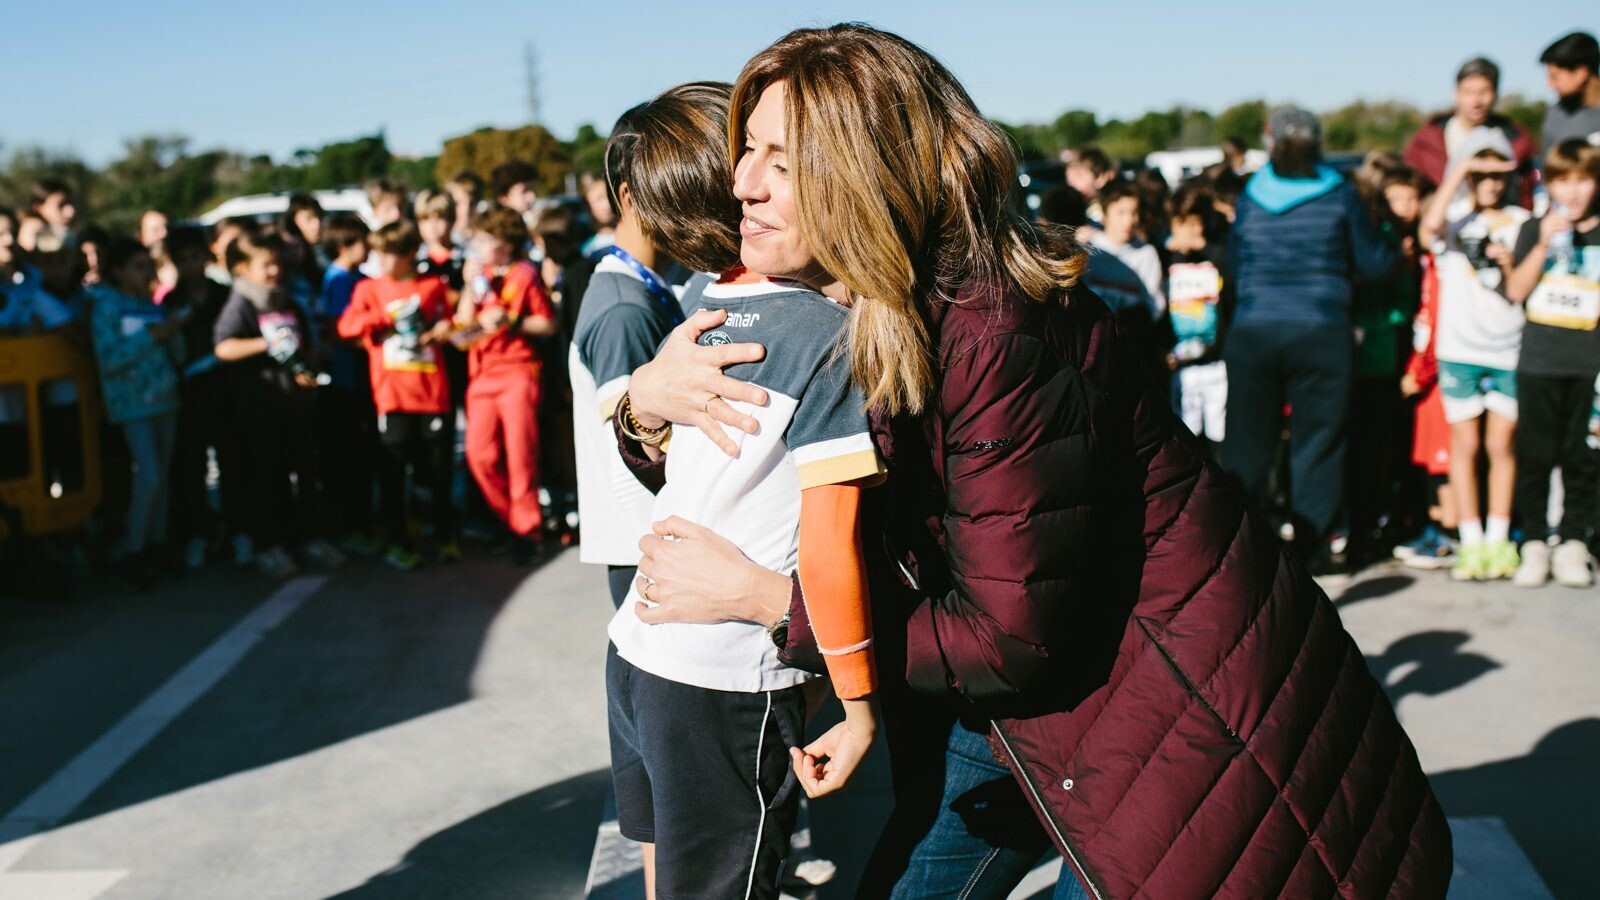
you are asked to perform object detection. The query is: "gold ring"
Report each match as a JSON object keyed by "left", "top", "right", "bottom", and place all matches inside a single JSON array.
[
  {"left": 702, "top": 395, "right": 717, "bottom": 415},
  {"left": 643, "top": 580, "right": 655, "bottom": 602}
]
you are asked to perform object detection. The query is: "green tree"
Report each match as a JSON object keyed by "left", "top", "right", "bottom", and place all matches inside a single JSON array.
[
  {"left": 567, "top": 123, "right": 609, "bottom": 177},
  {"left": 1498, "top": 93, "right": 1548, "bottom": 143},
  {"left": 435, "top": 124, "right": 571, "bottom": 196},
  {"left": 1052, "top": 109, "right": 1100, "bottom": 150},
  {"left": 0, "top": 146, "right": 96, "bottom": 218},
  {"left": 1216, "top": 100, "right": 1268, "bottom": 147},
  {"left": 1321, "top": 100, "right": 1422, "bottom": 152}
]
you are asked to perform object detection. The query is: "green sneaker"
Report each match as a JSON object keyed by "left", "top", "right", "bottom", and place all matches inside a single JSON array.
[
  {"left": 385, "top": 545, "right": 423, "bottom": 572},
  {"left": 1451, "top": 542, "right": 1487, "bottom": 582},
  {"left": 1483, "top": 540, "right": 1521, "bottom": 580}
]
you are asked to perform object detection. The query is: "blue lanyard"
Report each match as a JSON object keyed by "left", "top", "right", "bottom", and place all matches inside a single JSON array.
[{"left": 605, "top": 246, "right": 682, "bottom": 326}]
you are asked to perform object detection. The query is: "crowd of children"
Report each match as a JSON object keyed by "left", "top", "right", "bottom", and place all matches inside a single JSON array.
[
  {"left": 1039, "top": 34, "right": 1600, "bottom": 587},
  {"left": 0, "top": 158, "right": 600, "bottom": 591}
]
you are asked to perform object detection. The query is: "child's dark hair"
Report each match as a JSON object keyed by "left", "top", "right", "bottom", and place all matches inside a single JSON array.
[
  {"left": 1098, "top": 177, "right": 1139, "bottom": 210},
  {"left": 533, "top": 204, "right": 580, "bottom": 265},
  {"left": 478, "top": 205, "right": 529, "bottom": 250},
  {"left": 490, "top": 161, "right": 539, "bottom": 201},
  {"left": 1210, "top": 168, "right": 1246, "bottom": 208},
  {"left": 284, "top": 192, "right": 324, "bottom": 242},
  {"left": 30, "top": 177, "right": 72, "bottom": 208},
  {"left": 225, "top": 230, "right": 282, "bottom": 273},
  {"left": 1134, "top": 168, "right": 1171, "bottom": 236},
  {"left": 1545, "top": 139, "right": 1600, "bottom": 217},
  {"left": 1171, "top": 179, "right": 1217, "bottom": 224},
  {"left": 1540, "top": 31, "right": 1599, "bottom": 74},
  {"left": 368, "top": 220, "right": 422, "bottom": 258},
  {"left": 605, "top": 81, "right": 740, "bottom": 273},
  {"left": 164, "top": 225, "right": 210, "bottom": 261},
  {"left": 1037, "top": 185, "right": 1088, "bottom": 228},
  {"left": 448, "top": 170, "right": 484, "bottom": 199},
  {"left": 1070, "top": 147, "right": 1114, "bottom": 177},
  {"left": 322, "top": 213, "right": 370, "bottom": 258},
  {"left": 101, "top": 237, "right": 151, "bottom": 279},
  {"left": 0, "top": 205, "right": 15, "bottom": 231}
]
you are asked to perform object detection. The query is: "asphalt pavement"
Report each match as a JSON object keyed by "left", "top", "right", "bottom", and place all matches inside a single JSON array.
[{"left": 0, "top": 548, "right": 1593, "bottom": 899}]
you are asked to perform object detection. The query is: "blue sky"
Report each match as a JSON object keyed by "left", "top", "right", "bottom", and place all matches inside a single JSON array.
[{"left": 4, "top": 1, "right": 1593, "bottom": 165}]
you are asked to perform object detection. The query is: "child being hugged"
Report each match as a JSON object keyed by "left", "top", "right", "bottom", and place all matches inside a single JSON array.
[
  {"left": 607, "top": 79, "right": 883, "bottom": 900},
  {"left": 570, "top": 84, "right": 737, "bottom": 607},
  {"left": 1504, "top": 139, "right": 1600, "bottom": 587},
  {"left": 338, "top": 221, "right": 457, "bottom": 570},
  {"left": 1417, "top": 130, "right": 1530, "bottom": 582}
]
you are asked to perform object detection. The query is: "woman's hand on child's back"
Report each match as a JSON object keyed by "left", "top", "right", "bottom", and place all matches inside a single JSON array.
[
  {"left": 791, "top": 698, "right": 877, "bottom": 798},
  {"left": 629, "top": 309, "right": 769, "bottom": 456}
]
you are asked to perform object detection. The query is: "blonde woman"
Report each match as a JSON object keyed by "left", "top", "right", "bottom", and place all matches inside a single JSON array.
[{"left": 620, "top": 24, "right": 1451, "bottom": 900}]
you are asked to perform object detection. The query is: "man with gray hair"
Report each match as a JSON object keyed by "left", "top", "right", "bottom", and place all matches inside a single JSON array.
[{"left": 1403, "top": 55, "right": 1538, "bottom": 207}]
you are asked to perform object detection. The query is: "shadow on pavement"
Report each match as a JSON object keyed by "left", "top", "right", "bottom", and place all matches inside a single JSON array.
[
  {"left": 60, "top": 550, "right": 557, "bottom": 827},
  {"left": 1429, "top": 718, "right": 1600, "bottom": 900},
  {"left": 329, "top": 767, "right": 609, "bottom": 900},
  {"left": 1364, "top": 630, "right": 1499, "bottom": 706},
  {"left": 1333, "top": 573, "right": 1415, "bottom": 609}
]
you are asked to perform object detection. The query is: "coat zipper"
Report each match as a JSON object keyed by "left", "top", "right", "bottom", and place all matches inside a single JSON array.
[{"left": 990, "top": 719, "right": 1107, "bottom": 900}]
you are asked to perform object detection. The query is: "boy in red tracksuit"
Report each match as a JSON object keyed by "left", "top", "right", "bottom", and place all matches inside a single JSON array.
[
  {"left": 457, "top": 206, "right": 557, "bottom": 562},
  {"left": 337, "top": 220, "right": 458, "bottom": 570}
]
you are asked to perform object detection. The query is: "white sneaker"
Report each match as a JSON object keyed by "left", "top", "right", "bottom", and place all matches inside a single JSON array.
[
  {"left": 1551, "top": 539, "right": 1594, "bottom": 588},
  {"left": 186, "top": 531, "right": 209, "bottom": 566},
  {"left": 233, "top": 534, "right": 255, "bottom": 567},
  {"left": 257, "top": 546, "right": 299, "bottom": 580},
  {"left": 1513, "top": 540, "right": 1551, "bottom": 588},
  {"left": 301, "top": 538, "right": 346, "bottom": 570}
]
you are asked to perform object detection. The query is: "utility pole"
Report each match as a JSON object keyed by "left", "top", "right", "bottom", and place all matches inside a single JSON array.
[{"left": 524, "top": 41, "right": 542, "bottom": 126}]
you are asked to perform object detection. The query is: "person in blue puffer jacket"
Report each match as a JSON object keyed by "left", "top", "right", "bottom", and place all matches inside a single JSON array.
[
  {"left": 1225, "top": 106, "right": 1397, "bottom": 572},
  {"left": 90, "top": 238, "right": 187, "bottom": 589}
]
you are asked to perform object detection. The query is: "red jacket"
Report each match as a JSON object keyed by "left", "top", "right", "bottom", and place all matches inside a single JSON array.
[
  {"left": 467, "top": 260, "right": 554, "bottom": 378},
  {"left": 1402, "top": 114, "right": 1538, "bottom": 209},
  {"left": 337, "top": 275, "right": 452, "bottom": 415},
  {"left": 782, "top": 283, "right": 1451, "bottom": 898}
]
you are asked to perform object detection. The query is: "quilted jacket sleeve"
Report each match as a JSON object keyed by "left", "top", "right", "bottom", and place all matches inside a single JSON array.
[{"left": 903, "top": 330, "right": 1097, "bottom": 703}]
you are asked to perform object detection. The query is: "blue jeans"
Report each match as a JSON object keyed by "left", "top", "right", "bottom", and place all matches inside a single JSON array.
[{"left": 889, "top": 720, "right": 1090, "bottom": 900}]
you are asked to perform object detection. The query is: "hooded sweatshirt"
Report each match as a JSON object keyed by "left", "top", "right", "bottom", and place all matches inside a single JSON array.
[{"left": 1229, "top": 163, "right": 1396, "bottom": 326}]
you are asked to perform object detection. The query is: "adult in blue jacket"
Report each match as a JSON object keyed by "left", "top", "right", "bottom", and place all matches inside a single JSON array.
[{"left": 1225, "top": 106, "right": 1395, "bottom": 570}]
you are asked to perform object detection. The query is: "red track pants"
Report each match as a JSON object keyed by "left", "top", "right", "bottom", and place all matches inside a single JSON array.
[{"left": 465, "top": 364, "right": 542, "bottom": 537}]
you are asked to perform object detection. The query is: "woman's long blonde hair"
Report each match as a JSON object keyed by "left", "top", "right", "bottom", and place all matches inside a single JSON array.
[{"left": 730, "top": 24, "right": 1084, "bottom": 416}]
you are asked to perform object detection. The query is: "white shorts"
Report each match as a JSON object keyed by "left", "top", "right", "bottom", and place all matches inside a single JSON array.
[{"left": 1176, "top": 361, "right": 1228, "bottom": 443}]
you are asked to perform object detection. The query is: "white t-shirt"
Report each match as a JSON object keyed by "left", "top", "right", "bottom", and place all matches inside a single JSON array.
[
  {"left": 608, "top": 278, "right": 884, "bottom": 693},
  {"left": 569, "top": 254, "right": 680, "bottom": 565},
  {"left": 1434, "top": 205, "right": 1531, "bottom": 370}
]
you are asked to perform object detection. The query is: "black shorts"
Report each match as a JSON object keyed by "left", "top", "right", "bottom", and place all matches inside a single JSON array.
[{"left": 606, "top": 643, "right": 805, "bottom": 899}]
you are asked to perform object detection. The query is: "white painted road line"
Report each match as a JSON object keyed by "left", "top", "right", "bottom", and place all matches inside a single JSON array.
[{"left": 0, "top": 576, "right": 326, "bottom": 850}]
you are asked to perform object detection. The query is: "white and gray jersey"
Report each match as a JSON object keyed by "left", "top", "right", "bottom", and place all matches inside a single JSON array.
[
  {"left": 609, "top": 277, "right": 884, "bottom": 693},
  {"left": 569, "top": 254, "right": 680, "bottom": 565}
]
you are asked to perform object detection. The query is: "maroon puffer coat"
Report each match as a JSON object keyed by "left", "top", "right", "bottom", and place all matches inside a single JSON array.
[{"left": 783, "top": 282, "right": 1452, "bottom": 898}]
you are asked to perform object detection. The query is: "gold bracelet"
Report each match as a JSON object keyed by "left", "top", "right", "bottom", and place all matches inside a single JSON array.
[{"left": 619, "top": 394, "right": 671, "bottom": 447}]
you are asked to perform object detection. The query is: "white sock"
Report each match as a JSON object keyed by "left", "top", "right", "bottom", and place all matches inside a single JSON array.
[
  {"left": 1459, "top": 518, "right": 1484, "bottom": 546},
  {"left": 1485, "top": 516, "right": 1511, "bottom": 544}
]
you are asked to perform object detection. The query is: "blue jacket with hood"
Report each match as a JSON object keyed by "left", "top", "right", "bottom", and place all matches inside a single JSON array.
[{"left": 1229, "top": 163, "right": 1395, "bottom": 326}]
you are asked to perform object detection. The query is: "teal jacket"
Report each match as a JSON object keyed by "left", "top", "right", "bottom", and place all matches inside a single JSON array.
[{"left": 89, "top": 285, "right": 180, "bottom": 424}]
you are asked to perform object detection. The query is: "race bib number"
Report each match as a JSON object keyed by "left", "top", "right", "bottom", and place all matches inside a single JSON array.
[
  {"left": 1168, "top": 262, "right": 1221, "bottom": 355},
  {"left": 1526, "top": 273, "right": 1600, "bottom": 331},
  {"left": 381, "top": 294, "right": 439, "bottom": 371}
]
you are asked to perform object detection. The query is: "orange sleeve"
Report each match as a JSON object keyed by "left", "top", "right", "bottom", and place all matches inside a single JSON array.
[{"left": 797, "top": 482, "right": 876, "bottom": 699}]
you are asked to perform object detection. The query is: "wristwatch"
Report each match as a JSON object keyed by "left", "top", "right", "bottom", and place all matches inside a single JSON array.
[{"left": 767, "top": 612, "right": 791, "bottom": 650}]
